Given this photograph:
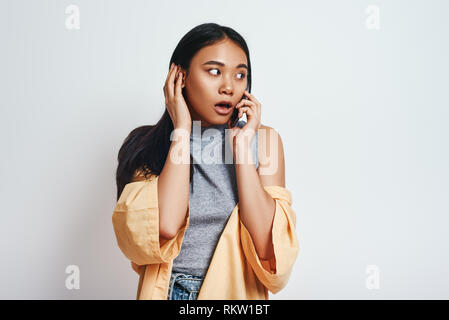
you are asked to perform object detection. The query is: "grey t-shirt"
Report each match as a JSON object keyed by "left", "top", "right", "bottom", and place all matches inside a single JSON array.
[{"left": 172, "top": 120, "right": 259, "bottom": 277}]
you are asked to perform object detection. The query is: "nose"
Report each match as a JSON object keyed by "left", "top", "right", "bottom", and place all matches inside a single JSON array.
[{"left": 219, "top": 76, "right": 233, "bottom": 96}]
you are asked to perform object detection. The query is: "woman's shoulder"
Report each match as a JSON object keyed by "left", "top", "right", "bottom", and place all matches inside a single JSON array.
[
  {"left": 257, "top": 124, "right": 278, "bottom": 144},
  {"left": 235, "top": 121, "right": 280, "bottom": 153}
]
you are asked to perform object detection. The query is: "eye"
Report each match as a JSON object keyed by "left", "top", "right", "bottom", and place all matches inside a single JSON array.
[
  {"left": 237, "top": 72, "right": 246, "bottom": 80},
  {"left": 208, "top": 68, "right": 246, "bottom": 80},
  {"left": 208, "top": 68, "right": 219, "bottom": 75}
]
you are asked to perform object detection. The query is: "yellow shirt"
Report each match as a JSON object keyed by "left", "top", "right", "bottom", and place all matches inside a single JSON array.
[{"left": 112, "top": 170, "right": 299, "bottom": 300}]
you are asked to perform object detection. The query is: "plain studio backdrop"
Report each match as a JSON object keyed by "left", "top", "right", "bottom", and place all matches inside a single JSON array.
[{"left": 0, "top": 0, "right": 448, "bottom": 299}]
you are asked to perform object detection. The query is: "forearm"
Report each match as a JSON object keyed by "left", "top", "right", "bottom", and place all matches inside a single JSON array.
[
  {"left": 234, "top": 142, "right": 276, "bottom": 260},
  {"left": 158, "top": 126, "right": 191, "bottom": 239}
]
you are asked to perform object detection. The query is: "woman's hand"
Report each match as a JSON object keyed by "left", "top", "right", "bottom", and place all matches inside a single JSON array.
[
  {"left": 228, "top": 90, "right": 262, "bottom": 159},
  {"left": 163, "top": 63, "right": 191, "bottom": 130}
]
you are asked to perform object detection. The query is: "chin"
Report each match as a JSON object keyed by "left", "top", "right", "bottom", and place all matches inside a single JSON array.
[{"left": 197, "top": 116, "right": 228, "bottom": 127}]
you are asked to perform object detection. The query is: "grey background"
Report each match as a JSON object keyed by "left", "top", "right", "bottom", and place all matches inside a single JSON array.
[{"left": 1, "top": 0, "right": 448, "bottom": 299}]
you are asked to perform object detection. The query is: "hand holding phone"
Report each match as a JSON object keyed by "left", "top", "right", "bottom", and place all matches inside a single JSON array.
[{"left": 229, "top": 94, "right": 248, "bottom": 128}]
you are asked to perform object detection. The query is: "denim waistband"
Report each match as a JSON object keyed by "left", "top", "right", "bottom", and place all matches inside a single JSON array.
[
  {"left": 168, "top": 272, "right": 205, "bottom": 300},
  {"left": 170, "top": 271, "right": 204, "bottom": 281}
]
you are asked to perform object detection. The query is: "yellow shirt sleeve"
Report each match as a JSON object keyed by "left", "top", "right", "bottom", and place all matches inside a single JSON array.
[
  {"left": 112, "top": 173, "right": 190, "bottom": 266},
  {"left": 239, "top": 185, "right": 299, "bottom": 294}
]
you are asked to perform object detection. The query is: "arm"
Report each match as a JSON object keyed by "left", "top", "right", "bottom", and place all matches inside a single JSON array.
[
  {"left": 235, "top": 125, "right": 285, "bottom": 261},
  {"left": 157, "top": 126, "right": 191, "bottom": 239},
  {"left": 239, "top": 185, "right": 299, "bottom": 294},
  {"left": 236, "top": 126, "right": 299, "bottom": 293},
  {"left": 235, "top": 147, "right": 276, "bottom": 261}
]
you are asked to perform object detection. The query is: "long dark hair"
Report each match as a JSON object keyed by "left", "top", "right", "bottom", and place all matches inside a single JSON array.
[{"left": 115, "top": 22, "right": 253, "bottom": 201}]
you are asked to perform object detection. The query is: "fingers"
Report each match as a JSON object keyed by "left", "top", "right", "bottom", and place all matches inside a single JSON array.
[
  {"left": 237, "top": 90, "right": 262, "bottom": 118},
  {"left": 175, "top": 68, "right": 183, "bottom": 97},
  {"left": 167, "top": 64, "right": 178, "bottom": 100},
  {"left": 238, "top": 106, "right": 253, "bottom": 118},
  {"left": 165, "top": 63, "right": 175, "bottom": 86},
  {"left": 243, "top": 91, "right": 261, "bottom": 113},
  {"left": 163, "top": 63, "right": 174, "bottom": 105},
  {"left": 236, "top": 97, "right": 260, "bottom": 118},
  {"left": 244, "top": 90, "right": 260, "bottom": 105},
  {"left": 235, "top": 98, "right": 254, "bottom": 112},
  {"left": 163, "top": 63, "right": 174, "bottom": 98},
  {"left": 163, "top": 63, "right": 178, "bottom": 105}
]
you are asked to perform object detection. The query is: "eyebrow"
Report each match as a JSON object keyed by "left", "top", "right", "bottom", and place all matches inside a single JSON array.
[{"left": 202, "top": 60, "right": 248, "bottom": 70}]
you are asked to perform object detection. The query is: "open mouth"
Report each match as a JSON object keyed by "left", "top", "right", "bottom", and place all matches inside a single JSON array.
[
  {"left": 214, "top": 103, "right": 233, "bottom": 115},
  {"left": 215, "top": 103, "right": 231, "bottom": 108}
]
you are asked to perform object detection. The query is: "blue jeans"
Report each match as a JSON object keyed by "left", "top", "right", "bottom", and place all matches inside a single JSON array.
[{"left": 167, "top": 272, "right": 205, "bottom": 300}]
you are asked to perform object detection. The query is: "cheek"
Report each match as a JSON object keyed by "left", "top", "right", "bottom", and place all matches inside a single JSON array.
[
  {"left": 240, "top": 77, "right": 248, "bottom": 90},
  {"left": 192, "top": 73, "right": 214, "bottom": 91},
  {"left": 186, "top": 75, "right": 215, "bottom": 101}
]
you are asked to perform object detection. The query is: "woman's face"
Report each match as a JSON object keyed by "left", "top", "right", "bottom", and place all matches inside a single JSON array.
[{"left": 181, "top": 38, "right": 249, "bottom": 127}]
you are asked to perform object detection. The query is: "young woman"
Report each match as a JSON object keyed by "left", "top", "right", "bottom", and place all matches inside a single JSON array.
[{"left": 112, "top": 23, "right": 299, "bottom": 300}]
